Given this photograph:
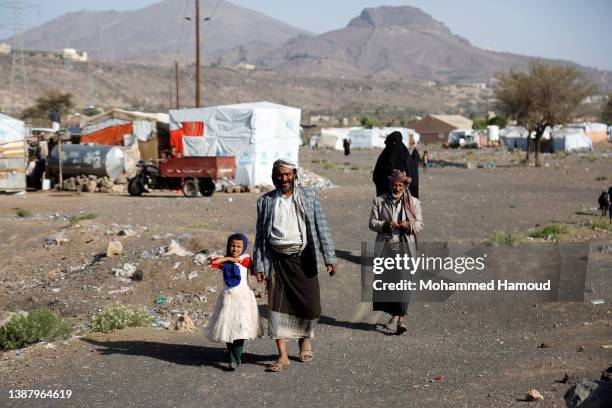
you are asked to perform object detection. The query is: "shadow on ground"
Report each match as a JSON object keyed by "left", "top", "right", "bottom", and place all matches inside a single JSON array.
[{"left": 82, "top": 338, "right": 277, "bottom": 371}]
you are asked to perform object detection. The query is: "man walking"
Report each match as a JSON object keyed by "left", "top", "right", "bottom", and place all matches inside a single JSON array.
[{"left": 254, "top": 159, "right": 337, "bottom": 372}]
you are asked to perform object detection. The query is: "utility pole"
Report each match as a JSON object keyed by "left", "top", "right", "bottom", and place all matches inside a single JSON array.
[
  {"left": 195, "top": 0, "right": 201, "bottom": 108},
  {"left": 175, "top": 60, "right": 180, "bottom": 109}
]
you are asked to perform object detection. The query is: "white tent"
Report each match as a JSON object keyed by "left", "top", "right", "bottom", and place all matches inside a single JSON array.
[
  {"left": 501, "top": 126, "right": 530, "bottom": 150},
  {"left": 317, "top": 127, "right": 419, "bottom": 150},
  {"left": 0, "top": 113, "right": 27, "bottom": 192},
  {"left": 379, "top": 127, "right": 420, "bottom": 147},
  {"left": 318, "top": 127, "right": 359, "bottom": 150},
  {"left": 551, "top": 128, "right": 592, "bottom": 152},
  {"left": 169, "top": 102, "right": 301, "bottom": 187}
]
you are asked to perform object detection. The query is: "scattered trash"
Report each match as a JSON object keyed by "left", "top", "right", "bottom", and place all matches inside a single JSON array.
[
  {"left": 525, "top": 389, "right": 544, "bottom": 401},
  {"left": 590, "top": 299, "right": 605, "bottom": 305},
  {"left": 107, "top": 287, "right": 133, "bottom": 295},
  {"left": 45, "top": 343, "right": 56, "bottom": 350},
  {"left": 43, "top": 235, "right": 69, "bottom": 248},
  {"left": 577, "top": 345, "right": 586, "bottom": 352},
  {"left": 112, "top": 263, "right": 139, "bottom": 280},
  {"left": 193, "top": 251, "right": 212, "bottom": 265},
  {"left": 206, "top": 287, "right": 217, "bottom": 294},
  {"left": 176, "top": 233, "right": 190, "bottom": 242},
  {"left": 164, "top": 240, "right": 193, "bottom": 257},
  {"left": 539, "top": 342, "right": 551, "bottom": 348},
  {"left": 15, "top": 350, "right": 23, "bottom": 357},
  {"left": 174, "top": 315, "right": 195, "bottom": 332},
  {"left": 188, "top": 271, "right": 198, "bottom": 280},
  {"left": 601, "top": 345, "right": 612, "bottom": 350},
  {"left": 435, "top": 375, "right": 444, "bottom": 382},
  {"left": 172, "top": 261, "right": 181, "bottom": 269},
  {"left": 227, "top": 197, "right": 233, "bottom": 203},
  {"left": 50, "top": 288, "right": 61, "bottom": 293},
  {"left": 154, "top": 295, "right": 168, "bottom": 305},
  {"left": 106, "top": 240, "right": 123, "bottom": 257}
]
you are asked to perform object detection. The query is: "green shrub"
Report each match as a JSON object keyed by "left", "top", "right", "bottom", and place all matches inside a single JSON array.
[
  {"left": 589, "top": 217, "right": 612, "bottom": 232},
  {"left": 68, "top": 212, "right": 97, "bottom": 225},
  {"left": 187, "top": 223, "right": 209, "bottom": 229},
  {"left": 487, "top": 230, "right": 527, "bottom": 246},
  {"left": 14, "top": 208, "right": 31, "bottom": 218},
  {"left": 90, "top": 303, "right": 152, "bottom": 333},
  {"left": 0, "top": 309, "right": 71, "bottom": 350},
  {"left": 595, "top": 176, "right": 608, "bottom": 181},
  {"left": 529, "top": 223, "right": 572, "bottom": 241}
]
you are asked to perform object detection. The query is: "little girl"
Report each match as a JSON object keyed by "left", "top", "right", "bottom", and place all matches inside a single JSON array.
[{"left": 206, "top": 233, "right": 260, "bottom": 370}]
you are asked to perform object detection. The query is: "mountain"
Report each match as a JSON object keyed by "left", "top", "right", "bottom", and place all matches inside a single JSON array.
[
  {"left": 254, "top": 6, "right": 610, "bottom": 86},
  {"left": 13, "top": 0, "right": 310, "bottom": 64}
]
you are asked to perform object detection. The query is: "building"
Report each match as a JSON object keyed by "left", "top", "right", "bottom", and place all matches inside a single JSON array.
[
  {"left": 406, "top": 114, "right": 473, "bottom": 144},
  {"left": 62, "top": 48, "right": 88, "bottom": 62},
  {"left": 0, "top": 42, "right": 11, "bottom": 55}
]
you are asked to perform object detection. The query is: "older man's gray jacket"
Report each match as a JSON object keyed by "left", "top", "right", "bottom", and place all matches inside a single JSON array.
[{"left": 254, "top": 185, "right": 336, "bottom": 277}]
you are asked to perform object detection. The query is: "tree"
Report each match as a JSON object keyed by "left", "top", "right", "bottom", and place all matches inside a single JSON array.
[
  {"left": 360, "top": 115, "right": 379, "bottom": 129},
  {"left": 494, "top": 62, "right": 595, "bottom": 167},
  {"left": 21, "top": 91, "right": 74, "bottom": 126},
  {"left": 487, "top": 115, "right": 507, "bottom": 128},
  {"left": 601, "top": 94, "right": 612, "bottom": 124},
  {"left": 472, "top": 117, "right": 487, "bottom": 130}
]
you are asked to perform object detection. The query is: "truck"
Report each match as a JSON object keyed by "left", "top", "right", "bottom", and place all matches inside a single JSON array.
[{"left": 128, "top": 156, "right": 236, "bottom": 197}]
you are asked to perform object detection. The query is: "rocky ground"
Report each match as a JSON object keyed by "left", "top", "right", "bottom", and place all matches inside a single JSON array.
[{"left": 0, "top": 144, "right": 611, "bottom": 407}]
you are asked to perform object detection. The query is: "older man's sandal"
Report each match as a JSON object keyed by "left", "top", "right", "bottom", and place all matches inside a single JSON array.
[{"left": 266, "top": 359, "right": 290, "bottom": 372}]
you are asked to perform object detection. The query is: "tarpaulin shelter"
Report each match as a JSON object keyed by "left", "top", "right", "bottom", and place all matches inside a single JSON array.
[
  {"left": 169, "top": 102, "right": 301, "bottom": 186},
  {"left": 551, "top": 128, "right": 593, "bottom": 152},
  {"left": 317, "top": 127, "right": 419, "bottom": 150},
  {"left": 80, "top": 109, "right": 169, "bottom": 161},
  {"left": 564, "top": 123, "right": 608, "bottom": 143},
  {"left": 0, "top": 113, "right": 27, "bottom": 192}
]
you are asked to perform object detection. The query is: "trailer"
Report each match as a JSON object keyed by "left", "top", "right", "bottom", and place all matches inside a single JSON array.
[{"left": 128, "top": 156, "right": 236, "bottom": 197}]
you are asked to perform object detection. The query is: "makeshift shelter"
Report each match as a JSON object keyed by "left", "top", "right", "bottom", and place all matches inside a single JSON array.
[
  {"left": 379, "top": 127, "right": 420, "bottom": 147},
  {"left": 317, "top": 127, "right": 419, "bottom": 150},
  {"left": 551, "top": 128, "right": 592, "bottom": 152},
  {"left": 500, "top": 126, "right": 529, "bottom": 150},
  {"left": 169, "top": 102, "right": 301, "bottom": 186},
  {"left": 318, "top": 127, "right": 359, "bottom": 150},
  {"left": 564, "top": 123, "right": 608, "bottom": 143},
  {"left": 0, "top": 113, "right": 27, "bottom": 192},
  {"left": 80, "top": 109, "right": 169, "bottom": 161}
]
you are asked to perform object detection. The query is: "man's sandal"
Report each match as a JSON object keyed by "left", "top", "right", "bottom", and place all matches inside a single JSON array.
[
  {"left": 299, "top": 339, "right": 314, "bottom": 362},
  {"left": 266, "top": 360, "right": 290, "bottom": 372}
]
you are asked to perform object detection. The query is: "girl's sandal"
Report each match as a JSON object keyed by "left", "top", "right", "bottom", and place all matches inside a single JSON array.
[
  {"left": 266, "top": 359, "right": 290, "bottom": 372},
  {"left": 299, "top": 340, "right": 314, "bottom": 363}
]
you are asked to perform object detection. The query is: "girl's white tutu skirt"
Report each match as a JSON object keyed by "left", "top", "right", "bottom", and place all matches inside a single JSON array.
[{"left": 205, "top": 284, "right": 261, "bottom": 343}]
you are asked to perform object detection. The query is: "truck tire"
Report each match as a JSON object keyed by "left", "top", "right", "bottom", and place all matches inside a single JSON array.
[
  {"left": 199, "top": 178, "right": 215, "bottom": 197},
  {"left": 182, "top": 178, "right": 199, "bottom": 197},
  {"left": 128, "top": 178, "right": 144, "bottom": 196}
]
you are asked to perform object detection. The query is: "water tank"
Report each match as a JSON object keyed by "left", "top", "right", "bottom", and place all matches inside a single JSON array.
[
  {"left": 48, "top": 144, "right": 125, "bottom": 181},
  {"left": 487, "top": 125, "right": 500, "bottom": 142}
]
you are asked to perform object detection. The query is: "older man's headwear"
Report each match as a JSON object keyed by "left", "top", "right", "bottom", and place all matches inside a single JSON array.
[
  {"left": 272, "top": 158, "right": 297, "bottom": 170},
  {"left": 388, "top": 169, "right": 411, "bottom": 185}
]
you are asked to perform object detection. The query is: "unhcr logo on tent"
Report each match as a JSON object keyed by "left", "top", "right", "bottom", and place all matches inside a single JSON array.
[{"left": 239, "top": 151, "right": 254, "bottom": 165}]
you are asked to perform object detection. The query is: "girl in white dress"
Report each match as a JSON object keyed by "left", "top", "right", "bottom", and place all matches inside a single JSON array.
[{"left": 206, "top": 233, "right": 260, "bottom": 369}]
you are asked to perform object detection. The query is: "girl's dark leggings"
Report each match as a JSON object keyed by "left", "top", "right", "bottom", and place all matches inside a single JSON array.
[{"left": 226, "top": 339, "right": 245, "bottom": 364}]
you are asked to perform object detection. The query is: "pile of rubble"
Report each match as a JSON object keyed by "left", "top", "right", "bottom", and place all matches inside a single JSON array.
[
  {"left": 298, "top": 168, "right": 335, "bottom": 190},
  {"left": 54, "top": 175, "right": 121, "bottom": 193}
]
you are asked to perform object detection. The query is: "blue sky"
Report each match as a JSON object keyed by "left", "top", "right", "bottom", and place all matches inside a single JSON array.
[{"left": 1, "top": 0, "right": 611, "bottom": 70}]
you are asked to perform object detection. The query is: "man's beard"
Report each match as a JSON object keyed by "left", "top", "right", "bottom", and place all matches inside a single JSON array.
[
  {"left": 276, "top": 179, "right": 295, "bottom": 194},
  {"left": 392, "top": 191, "right": 404, "bottom": 200}
]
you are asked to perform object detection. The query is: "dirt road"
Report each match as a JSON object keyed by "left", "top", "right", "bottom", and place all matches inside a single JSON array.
[{"left": 1, "top": 147, "right": 611, "bottom": 407}]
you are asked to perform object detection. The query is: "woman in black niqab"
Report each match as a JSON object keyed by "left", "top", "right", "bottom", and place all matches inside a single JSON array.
[{"left": 373, "top": 131, "right": 419, "bottom": 198}]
